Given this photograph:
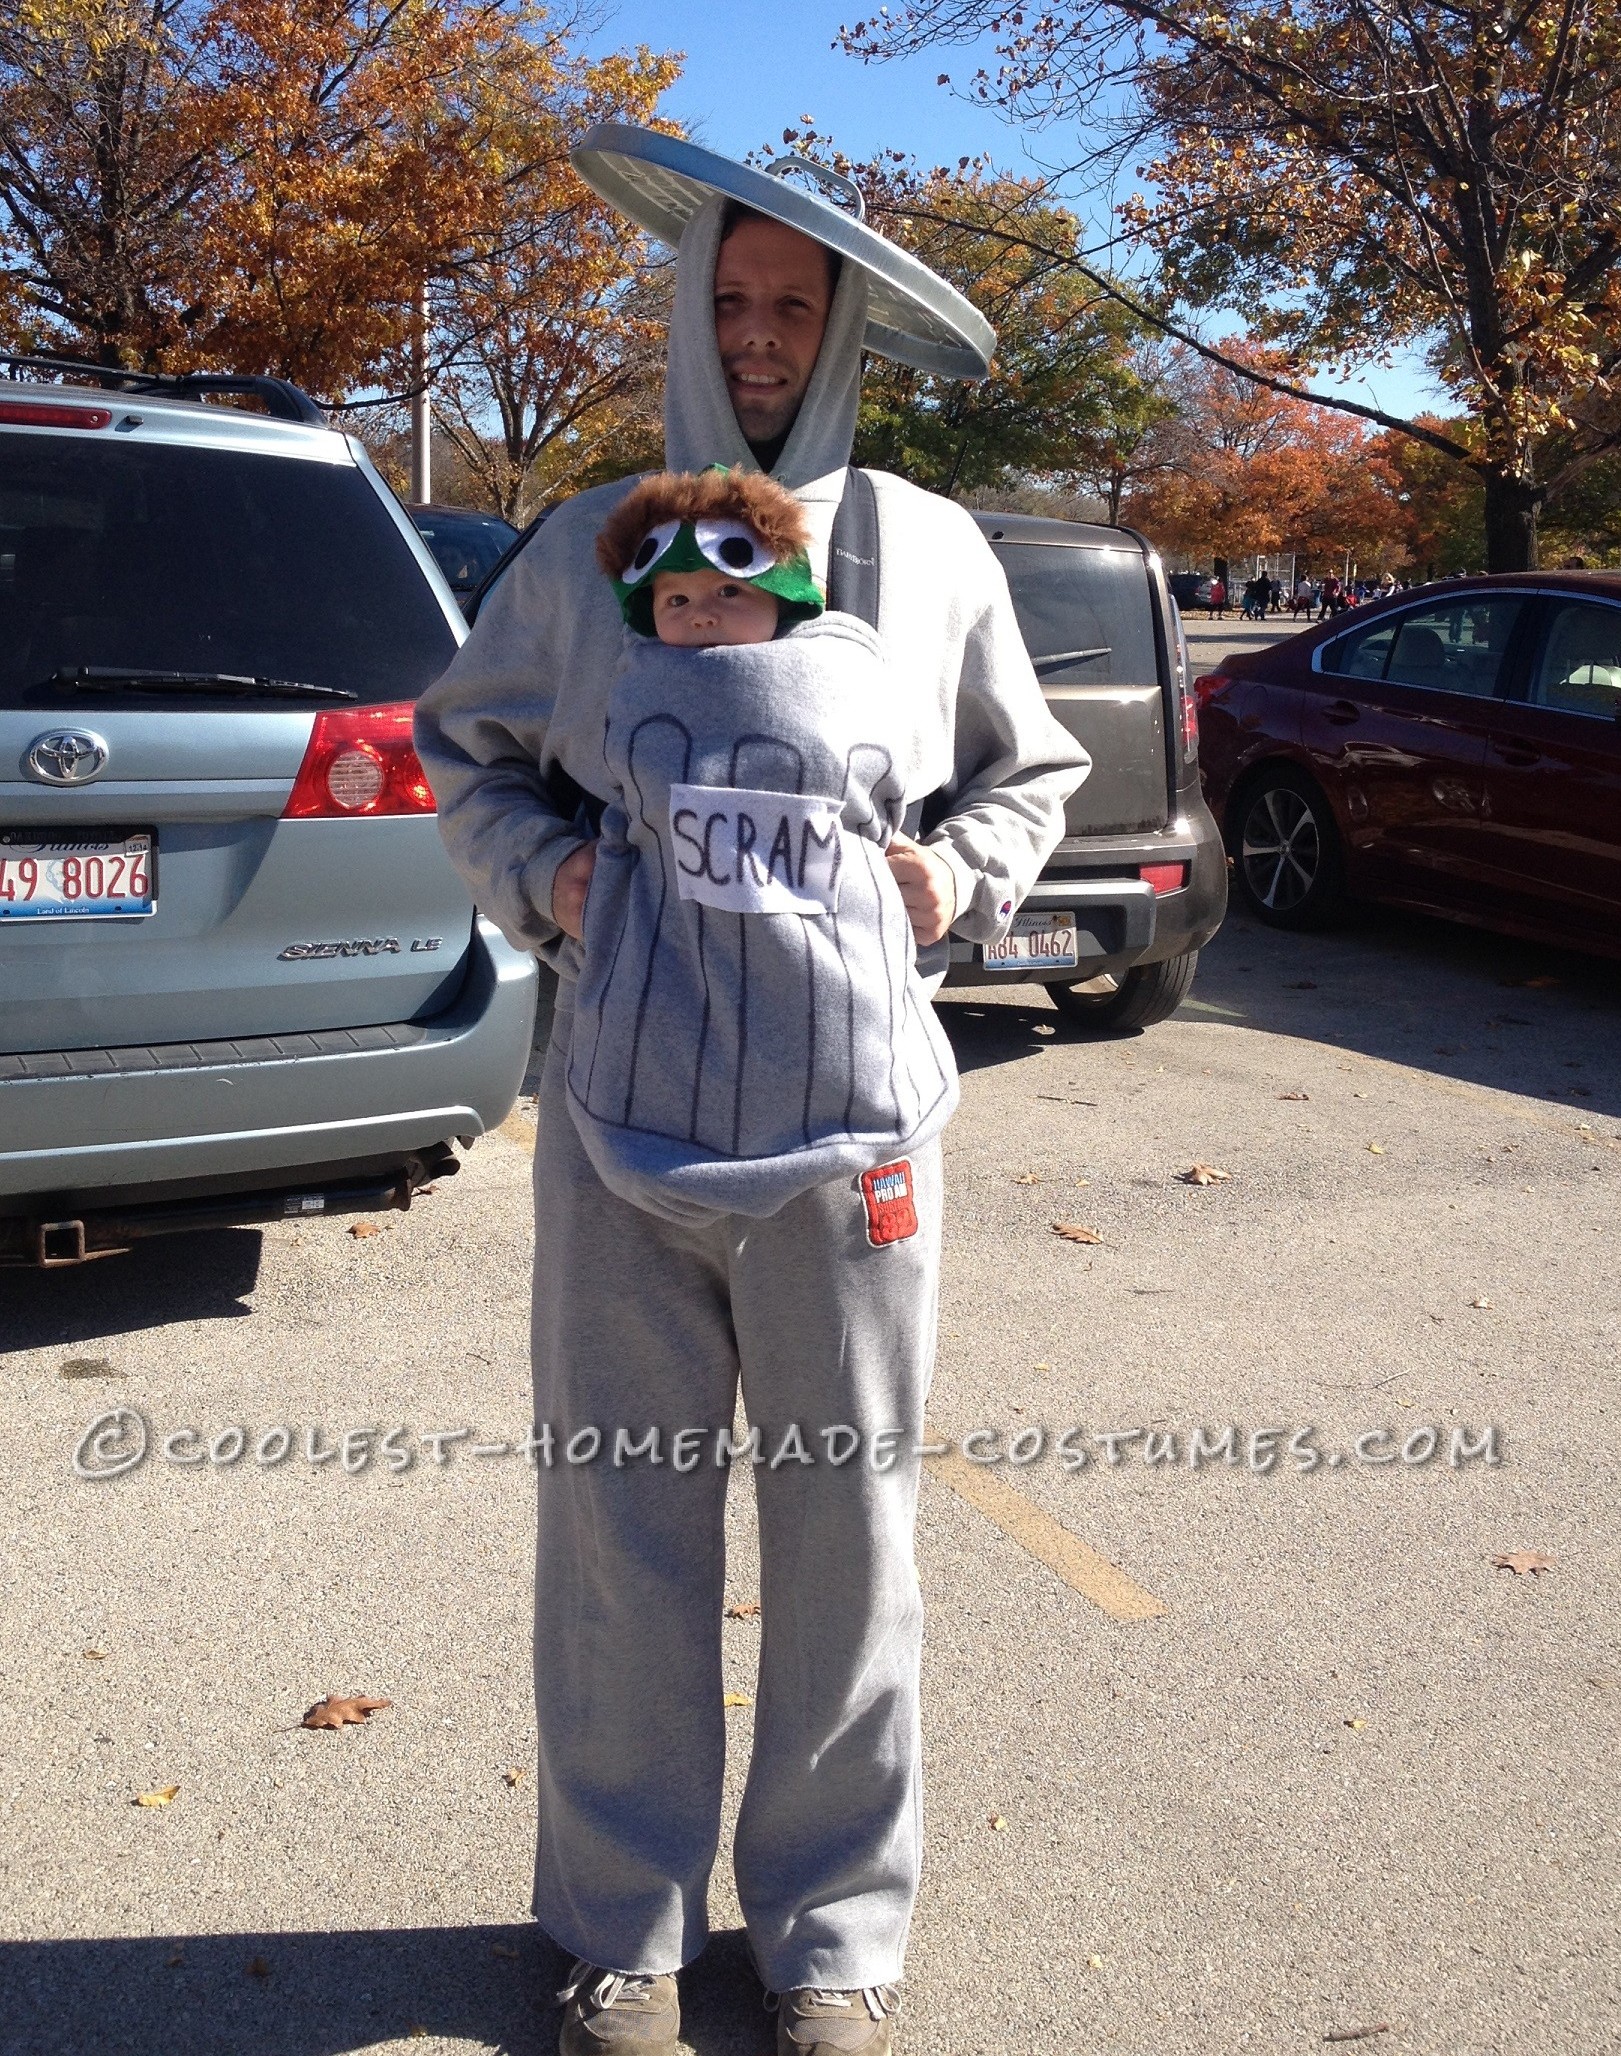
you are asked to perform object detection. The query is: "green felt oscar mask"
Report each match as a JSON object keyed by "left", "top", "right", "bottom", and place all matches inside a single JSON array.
[{"left": 612, "top": 514, "right": 823, "bottom": 638}]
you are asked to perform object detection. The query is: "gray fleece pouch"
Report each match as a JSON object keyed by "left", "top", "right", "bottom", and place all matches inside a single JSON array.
[{"left": 566, "top": 612, "right": 959, "bottom": 1221}]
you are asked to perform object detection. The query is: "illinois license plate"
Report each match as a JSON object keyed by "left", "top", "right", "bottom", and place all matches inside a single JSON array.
[
  {"left": 0, "top": 831, "right": 155, "bottom": 919},
  {"left": 982, "top": 909, "right": 1080, "bottom": 971}
]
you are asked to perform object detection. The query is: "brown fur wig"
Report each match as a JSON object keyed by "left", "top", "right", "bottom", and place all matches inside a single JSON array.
[{"left": 595, "top": 466, "right": 811, "bottom": 580}]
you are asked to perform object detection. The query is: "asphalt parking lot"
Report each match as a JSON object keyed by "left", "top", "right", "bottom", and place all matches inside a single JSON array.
[{"left": 2, "top": 884, "right": 1618, "bottom": 2055}]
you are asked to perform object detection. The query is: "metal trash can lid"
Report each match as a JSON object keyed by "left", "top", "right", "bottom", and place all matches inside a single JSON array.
[{"left": 571, "top": 123, "right": 996, "bottom": 381}]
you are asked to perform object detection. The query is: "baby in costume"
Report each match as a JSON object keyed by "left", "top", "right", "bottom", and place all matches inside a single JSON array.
[{"left": 565, "top": 465, "right": 959, "bottom": 1223}]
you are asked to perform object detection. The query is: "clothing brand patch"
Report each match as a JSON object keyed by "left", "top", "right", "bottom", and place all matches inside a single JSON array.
[
  {"left": 669, "top": 783, "right": 843, "bottom": 917},
  {"left": 860, "top": 1159, "right": 918, "bottom": 1246}
]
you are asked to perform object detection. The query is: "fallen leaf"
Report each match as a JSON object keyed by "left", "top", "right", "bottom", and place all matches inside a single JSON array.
[
  {"left": 246, "top": 1956, "right": 270, "bottom": 1981},
  {"left": 1325, "top": 2029, "right": 1391, "bottom": 2045},
  {"left": 83, "top": 1648, "right": 106, "bottom": 1660},
  {"left": 1051, "top": 1221, "right": 1102, "bottom": 1244},
  {"left": 988, "top": 1813, "right": 1008, "bottom": 1830},
  {"left": 491, "top": 1943, "right": 520, "bottom": 1960},
  {"left": 133, "top": 1785, "right": 179, "bottom": 1807},
  {"left": 1087, "top": 1954, "right": 1105, "bottom": 1970},
  {"left": 1470, "top": 1295, "right": 1492, "bottom": 1309},
  {"left": 166, "top": 1947, "right": 185, "bottom": 1968},
  {"left": 1367, "top": 1143, "right": 1386, "bottom": 1155},
  {"left": 723, "top": 1691, "right": 753, "bottom": 1708},
  {"left": 59, "top": 1357, "right": 122, "bottom": 1380},
  {"left": 1177, "top": 1163, "right": 1231, "bottom": 1185},
  {"left": 725, "top": 1601, "right": 761, "bottom": 1619},
  {"left": 1395, "top": 1396, "right": 1414, "bottom": 1408},
  {"left": 1343, "top": 1717, "right": 1367, "bottom": 1731},
  {"left": 1010, "top": 1172, "right": 1041, "bottom": 1185},
  {"left": 406, "top": 2027, "right": 430, "bottom": 2040},
  {"left": 1033, "top": 1361, "right": 1051, "bottom": 1372},
  {"left": 1493, "top": 1550, "right": 1554, "bottom": 1576},
  {"left": 349, "top": 1221, "right": 382, "bottom": 1239},
  {"left": 301, "top": 1694, "right": 391, "bottom": 1730},
  {"left": 1278, "top": 1090, "right": 1310, "bottom": 1101},
  {"left": 502, "top": 1767, "right": 525, "bottom": 1787}
]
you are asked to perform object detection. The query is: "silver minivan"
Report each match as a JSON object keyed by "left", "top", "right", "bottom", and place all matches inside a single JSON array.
[{"left": 0, "top": 361, "right": 536, "bottom": 1268}]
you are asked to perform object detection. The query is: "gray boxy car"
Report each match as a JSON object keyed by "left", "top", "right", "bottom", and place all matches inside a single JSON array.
[
  {"left": 0, "top": 361, "right": 537, "bottom": 1269},
  {"left": 948, "top": 513, "right": 1226, "bottom": 1024}
]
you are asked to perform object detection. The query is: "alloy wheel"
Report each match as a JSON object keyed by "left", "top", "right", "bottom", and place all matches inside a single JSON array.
[{"left": 1241, "top": 786, "right": 1321, "bottom": 913}]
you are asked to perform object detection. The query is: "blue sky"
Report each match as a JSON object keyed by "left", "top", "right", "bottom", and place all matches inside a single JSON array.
[{"left": 586, "top": 1, "right": 1445, "bottom": 423}]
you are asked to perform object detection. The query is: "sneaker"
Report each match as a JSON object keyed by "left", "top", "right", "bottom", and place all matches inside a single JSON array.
[
  {"left": 557, "top": 1958, "right": 680, "bottom": 2054},
  {"left": 772, "top": 1984, "right": 900, "bottom": 2054}
]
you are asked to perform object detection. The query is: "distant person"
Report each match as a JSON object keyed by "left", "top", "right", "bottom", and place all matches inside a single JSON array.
[{"left": 1207, "top": 575, "right": 1228, "bottom": 619}]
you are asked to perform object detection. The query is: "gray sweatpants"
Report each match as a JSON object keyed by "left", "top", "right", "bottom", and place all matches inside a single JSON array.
[{"left": 528, "top": 983, "right": 942, "bottom": 1992}]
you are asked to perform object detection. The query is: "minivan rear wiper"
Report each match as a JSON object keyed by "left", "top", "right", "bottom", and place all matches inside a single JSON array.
[
  {"left": 1033, "top": 647, "right": 1111, "bottom": 676},
  {"left": 47, "top": 666, "right": 359, "bottom": 702}
]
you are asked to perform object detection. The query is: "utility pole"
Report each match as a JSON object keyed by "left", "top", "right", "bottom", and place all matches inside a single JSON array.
[{"left": 409, "top": 280, "right": 431, "bottom": 506}]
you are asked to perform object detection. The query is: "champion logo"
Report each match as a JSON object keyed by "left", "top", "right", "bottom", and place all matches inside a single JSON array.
[{"left": 860, "top": 1159, "right": 918, "bottom": 1247}]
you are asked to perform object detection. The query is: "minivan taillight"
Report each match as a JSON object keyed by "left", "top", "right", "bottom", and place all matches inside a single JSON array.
[{"left": 282, "top": 702, "right": 436, "bottom": 818}]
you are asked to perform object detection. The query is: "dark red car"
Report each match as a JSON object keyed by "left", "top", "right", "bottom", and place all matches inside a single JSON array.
[{"left": 1195, "top": 573, "right": 1621, "bottom": 955}]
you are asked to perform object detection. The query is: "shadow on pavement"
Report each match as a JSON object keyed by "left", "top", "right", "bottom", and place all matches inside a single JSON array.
[
  {"left": 0, "top": 1923, "right": 771, "bottom": 2056},
  {"left": 935, "top": 994, "right": 1064, "bottom": 1072},
  {"left": 1186, "top": 905, "right": 1621, "bottom": 1119},
  {"left": 2, "top": 1229, "right": 262, "bottom": 1347}
]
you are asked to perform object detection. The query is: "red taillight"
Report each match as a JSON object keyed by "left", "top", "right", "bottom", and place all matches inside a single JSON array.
[
  {"left": 1193, "top": 671, "right": 1233, "bottom": 708},
  {"left": 1140, "top": 862, "right": 1188, "bottom": 895},
  {"left": 0, "top": 399, "right": 113, "bottom": 429},
  {"left": 282, "top": 702, "right": 436, "bottom": 818}
]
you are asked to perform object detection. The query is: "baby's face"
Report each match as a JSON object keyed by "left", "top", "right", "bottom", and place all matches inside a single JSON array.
[{"left": 651, "top": 568, "right": 780, "bottom": 647}]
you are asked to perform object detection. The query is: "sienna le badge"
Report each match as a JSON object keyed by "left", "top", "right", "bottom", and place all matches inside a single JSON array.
[{"left": 860, "top": 1159, "right": 918, "bottom": 1247}]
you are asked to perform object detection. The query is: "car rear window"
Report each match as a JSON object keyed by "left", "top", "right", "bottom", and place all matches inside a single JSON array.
[
  {"left": 992, "top": 542, "right": 1162, "bottom": 687},
  {"left": 0, "top": 431, "right": 458, "bottom": 708},
  {"left": 412, "top": 509, "right": 517, "bottom": 591}
]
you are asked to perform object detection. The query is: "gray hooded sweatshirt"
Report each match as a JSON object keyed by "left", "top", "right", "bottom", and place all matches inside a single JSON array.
[
  {"left": 569, "top": 610, "right": 959, "bottom": 1221},
  {"left": 413, "top": 193, "right": 1091, "bottom": 1146}
]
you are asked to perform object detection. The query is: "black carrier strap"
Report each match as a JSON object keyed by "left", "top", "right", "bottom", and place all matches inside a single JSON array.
[{"left": 829, "top": 465, "right": 952, "bottom": 979}]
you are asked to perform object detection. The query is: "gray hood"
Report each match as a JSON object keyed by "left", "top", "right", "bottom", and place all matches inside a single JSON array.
[{"left": 664, "top": 193, "right": 870, "bottom": 489}]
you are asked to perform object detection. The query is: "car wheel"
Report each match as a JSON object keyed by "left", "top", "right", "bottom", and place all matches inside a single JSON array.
[
  {"left": 1230, "top": 768, "right": 1346, "bottom": 929},
  {"left": 1048, "top": 950, "right": 1199, "bottom": 1033}
]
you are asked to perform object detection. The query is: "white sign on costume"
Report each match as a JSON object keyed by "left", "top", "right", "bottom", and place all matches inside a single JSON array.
[{"left": 668, "top": 783, "right": 845, "bottom": 917}]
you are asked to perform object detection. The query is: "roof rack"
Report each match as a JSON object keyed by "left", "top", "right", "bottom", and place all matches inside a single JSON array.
[{"left": 0, "top": 353, "right": 327, "bottom": 428}]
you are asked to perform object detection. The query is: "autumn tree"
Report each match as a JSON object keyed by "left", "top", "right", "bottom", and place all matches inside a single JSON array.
[
  {"left": 421, "top": 51, "right": 677, "bottom": 522},
  {"left": 845, "top": 0, "right": 1621, "bottom": 571},
  {"left": 1126, "top": 340, "right": 1407, "bottom": 569},
  {"left": 0, "top": 0, "right": 675, "bottom": 409},
  {"left": 746, "top": 131, "right": 1170, "bottom": 501},
  {"left": 1374, "top": 417, "right": 1488, "bottom": 575}
]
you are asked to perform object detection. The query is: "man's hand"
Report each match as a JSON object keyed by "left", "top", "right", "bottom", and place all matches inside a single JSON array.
[
  {"left": 550, "top": 841, "right": 598, "bottom": 940},
  {"left": 885, "top": 832, "right": 957, "bottom": 947}
]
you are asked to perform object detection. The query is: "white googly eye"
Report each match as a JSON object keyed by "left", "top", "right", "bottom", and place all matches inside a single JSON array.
[
  {"left": 695, "top": 518, "right": 774, "bottom": 579},
  {"left": 620, "top": 519, "right": 681, "bottom": 585}
]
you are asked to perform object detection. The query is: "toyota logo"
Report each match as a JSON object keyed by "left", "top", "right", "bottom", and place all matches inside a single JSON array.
[{"left": 23, "top": 730, "right": 110, "bottom": 785}]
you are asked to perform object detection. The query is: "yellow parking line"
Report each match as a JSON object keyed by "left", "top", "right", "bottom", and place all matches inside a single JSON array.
[{"left": 925, "top": 1436, "right": 1168, "bottom": 1622}]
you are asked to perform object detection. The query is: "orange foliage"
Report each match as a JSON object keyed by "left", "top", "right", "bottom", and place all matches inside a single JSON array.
[
  {"left": 0, "top": 0, "right": 674, "bottom": 402},
  {"left": 1125, "top": 341, "right": 1406, "bottom": 568}
]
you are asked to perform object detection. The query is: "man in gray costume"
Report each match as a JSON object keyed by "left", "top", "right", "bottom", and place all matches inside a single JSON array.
[{"left": 413, "top": 129, "right": 1089, "bottom": 2056}]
